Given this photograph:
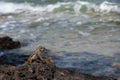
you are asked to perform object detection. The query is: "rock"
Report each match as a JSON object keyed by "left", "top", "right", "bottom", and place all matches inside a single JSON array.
[
  {"left": 0, "top": 62, "right": 116, "bottom": 80},
  {"left": 0, "top": 36, "right": 21, "bottom": 50},
  {"left": 0, "top": 46, "right": 117, "bottom": 80},
  {"left": 0, "top": 64, "right": 16, "bottom": 80},
  {"left": 15, "top": 62, "right": 55, "bottom": 80}
]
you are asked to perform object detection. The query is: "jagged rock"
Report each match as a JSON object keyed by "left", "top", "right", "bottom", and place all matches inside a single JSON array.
[
  {"left": 0, "top": 62, "right": 116, "bottom": 80},
  {"left": 0, "top": 46, "right": 117, "bottom": 80},
  {"left": 0, "top": 36, "right": 21, "bottom": 50},
  {"left": 0, "top": 64, "right": 16, "bottom": 80},
  {"left": 14, "top": 62, "right": 55, "bottom": 80}
]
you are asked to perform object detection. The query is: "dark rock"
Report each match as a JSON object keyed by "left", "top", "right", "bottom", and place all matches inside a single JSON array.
[
  {"left": 0, "top": 64, "right": 16, "bottom": 80},
  {"left": 0, "top": 36, "right": 21, "bottom": 50},
  {"left": 0, "top": 46, "right": 117, "bottom": 80},
  {"left": 15, "top": 62, "right": 55, "bottom": 80},
  {"left": 0, "top": 59, "right": 117, "bottom": 80}
]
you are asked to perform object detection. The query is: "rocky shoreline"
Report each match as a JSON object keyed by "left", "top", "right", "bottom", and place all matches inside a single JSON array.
[
  {"left": 0, "top": 61, "right": 117, "bottom": 80},
  {"left": 0, "top": 36, "right": 118, "bottom": 80}
]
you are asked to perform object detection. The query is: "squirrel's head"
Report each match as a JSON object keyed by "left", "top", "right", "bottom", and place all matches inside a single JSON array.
[
  {"left": 36, "top": 46, "right": 46, "bottom": 51},
  {"left": 36, "top": 46, "right": 50, "bottom": 54}
]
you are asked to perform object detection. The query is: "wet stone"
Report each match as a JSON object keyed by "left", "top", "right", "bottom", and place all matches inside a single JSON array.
[
  {"left": 0, "top": 36, "right": 21, "bottom": 50},
  {"left": 0, "top": 46, "right": 118, "bottom": 80}
]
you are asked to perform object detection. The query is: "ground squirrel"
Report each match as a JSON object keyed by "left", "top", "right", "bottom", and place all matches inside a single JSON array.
[
  {"left": 25, "top": 46, "right": 46, "bottom": 64},
  {"left": 25, "top": 46, "right": 54, "bottom": 65}
]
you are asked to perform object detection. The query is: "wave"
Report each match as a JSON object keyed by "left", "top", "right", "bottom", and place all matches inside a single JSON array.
[{"left": 0, "top": 1, "right": 120, "bottom": 15}]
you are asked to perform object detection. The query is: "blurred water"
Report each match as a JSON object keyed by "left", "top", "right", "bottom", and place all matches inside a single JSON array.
[{"left": 0, "top": 0, "right": 120, "bottom": 78}]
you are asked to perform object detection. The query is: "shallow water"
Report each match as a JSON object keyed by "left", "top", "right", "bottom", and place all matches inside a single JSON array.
[{"left": 0, "top": 0, "right": 120, "bottom": 78}]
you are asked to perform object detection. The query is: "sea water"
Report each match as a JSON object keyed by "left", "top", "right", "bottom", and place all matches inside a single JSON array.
[{"left": 0, "top": 0, "right": 120, "bottom": 78}]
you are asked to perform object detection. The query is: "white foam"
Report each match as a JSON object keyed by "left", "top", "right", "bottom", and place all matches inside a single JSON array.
[
  {"left": 73, "top": 1, "right": 120, "bottom": 14},
  {"left": 0, "top": 1, "right": 119, "bottom": 15},
  {"left": 0, "top": 1, "right": 61, "bottom": 14},
  {"left": 0, "top": 1, "right": 45, "bottom": 14},
  {"left": 99, "top": 1, "right": 120, "bottom": 13},
  {"left": 0, "top": 2, "right": 27, "bottom": 14},
  {"left": 78, "top": 31, "right": 90, "bottom": 36},
  {"left": 34, "top": 17, "right": 49, "bottom": 22}
]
